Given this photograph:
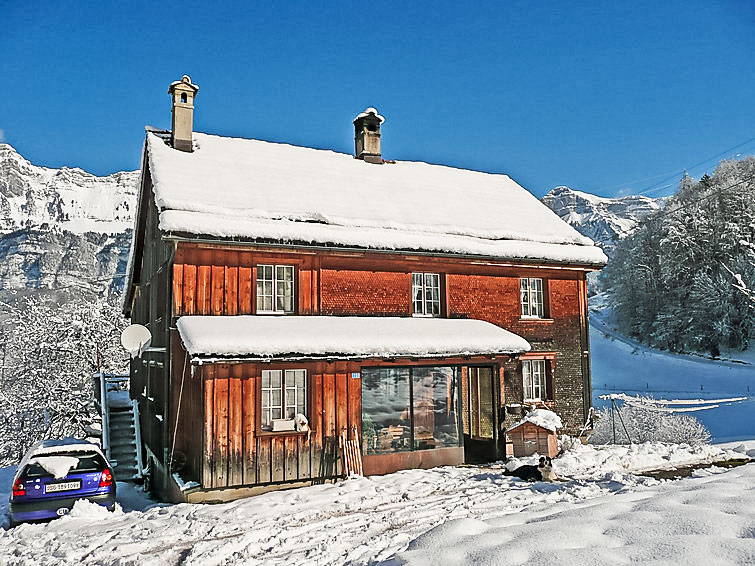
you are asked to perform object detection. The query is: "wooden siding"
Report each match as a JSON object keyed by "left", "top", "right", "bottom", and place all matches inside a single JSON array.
[{"left": 200, "top": 361, "right": 363, "bottom": 489}]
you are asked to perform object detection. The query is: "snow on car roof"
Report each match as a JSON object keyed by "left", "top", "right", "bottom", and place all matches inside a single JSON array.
[
  {"left": 13, "top": 438, "right": 105, "bottom": 482},
  {"left": 146, "top": 132, "right": 607, "bottom": 266},
  {"left": 176, "top": 315, "right": 531, "bottom": 360}
]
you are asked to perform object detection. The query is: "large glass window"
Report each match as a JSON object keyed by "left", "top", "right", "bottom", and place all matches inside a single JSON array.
[
  {"left": 520, "top": 277, "right": 544, "bottom": 318},
  {"left": 257, "top": 265, "right": 294, "bottom": 313},
  {"left": 412, "top": 273, "right": 441, "bottom": 316},
  {"left": 261, "top": 369, "right": 306, "bottom": 428},
  {"left": 362, "top": 366, "right": 459, "bottom": 455}
]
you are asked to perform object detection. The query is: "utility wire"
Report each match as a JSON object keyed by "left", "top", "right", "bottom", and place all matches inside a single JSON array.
[
  {"left": 582, "top": 136, "right": 755, "bottom": 196},
  {"left": 604, "top": 172, "right": 755, "bottom": 241}
]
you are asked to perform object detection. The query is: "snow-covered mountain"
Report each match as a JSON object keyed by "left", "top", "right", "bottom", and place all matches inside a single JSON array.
[
  {"left": 542, "top": 186, "right": 664, "bottom": 255},
  {"left": 0, "top": 143, "right": 138, "bottom": 234},
  {"left": 0, "top": 144, "right": 138, "bottom": 296}
]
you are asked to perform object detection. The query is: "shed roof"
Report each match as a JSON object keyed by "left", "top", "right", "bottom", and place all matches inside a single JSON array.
[
  {"left": 145, "top": 132, "right": 607, "bottom": 266},
  {"left": 176, "top": 315, "right": 531, "bottom": 361}
]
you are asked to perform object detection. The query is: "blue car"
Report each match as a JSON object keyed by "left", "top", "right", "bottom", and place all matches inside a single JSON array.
[{"left": 9, "top": 438, "right": 116, "bottom": 527}]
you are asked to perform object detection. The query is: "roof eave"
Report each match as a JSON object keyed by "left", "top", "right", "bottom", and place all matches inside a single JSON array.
[{"left": 163, "top": 232, "right": 607, "bottom": 270}]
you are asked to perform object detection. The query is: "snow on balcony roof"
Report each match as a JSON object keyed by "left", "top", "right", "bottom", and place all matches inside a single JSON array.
[
  {"left": 176, "top": 315, "right": 531, "bottom": 360},
  {"left": 146, "top": 132, "right": 607, "bottom": 266}
]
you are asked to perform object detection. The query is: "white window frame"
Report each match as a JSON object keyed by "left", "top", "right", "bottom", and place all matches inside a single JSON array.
[
  {"left": 261, "top": 369, "right": 307, "bottom": 429},
  {"left": 520, "top": 277, "right": 544, "bottom": 318},
  {"left": 412, "top": 273, "right": 441, "bottom": 317},
  {"left": 257, "top": 265, "right": 295, "bottom": 314},
  {"left": 523, "top": 359, "right": 547, "bottom": 401}
]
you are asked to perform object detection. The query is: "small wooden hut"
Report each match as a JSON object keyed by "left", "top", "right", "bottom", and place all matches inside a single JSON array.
[{"left": 506, "top": 409, "right": 561, "bottom": 458}]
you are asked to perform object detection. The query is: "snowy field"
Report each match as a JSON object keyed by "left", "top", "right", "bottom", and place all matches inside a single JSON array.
[
  {"left": 0, "top": 441, "right": 752, "bottom": 565},
  {"left": 590, "top": 311, "right": 755, "bottom": 442}
]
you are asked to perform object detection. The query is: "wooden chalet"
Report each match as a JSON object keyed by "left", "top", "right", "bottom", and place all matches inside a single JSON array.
[{"left": 123, "top": 76, "right": 607, "bottom": 502}]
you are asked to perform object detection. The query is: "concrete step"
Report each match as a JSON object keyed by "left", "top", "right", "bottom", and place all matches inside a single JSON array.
[{"left": 111, "top": 446, "right": 137, "bottom": 458}]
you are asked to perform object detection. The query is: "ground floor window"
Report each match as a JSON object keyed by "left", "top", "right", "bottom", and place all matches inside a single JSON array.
[
  {"left": 523, "top": 359, "right": 547, "bottom": 401},
  {"left": 261, "top": 369, "right": 306, "bottom": 429},
  {"left": 362, "top": 366, "right": 460, "bottom": 455}
]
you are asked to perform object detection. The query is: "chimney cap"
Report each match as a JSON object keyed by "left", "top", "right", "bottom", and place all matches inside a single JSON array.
[
  {"left": 169, "top": 75, "right": 199, "bottom": 95},
  {"left": 354, "top": 107, "right": 385, "bottom": 124}
]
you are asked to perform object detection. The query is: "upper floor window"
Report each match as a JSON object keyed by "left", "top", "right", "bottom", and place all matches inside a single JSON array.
[
  {"left": 520, "top": 277, "right": 544, "bottom": 318},
  {"left": 257, "top": 265, "right": 295, "bottom": 313},
  {"left": 412, "top": 273, "right": 441, "bottom": 316},
  {"left": 523, "top": 359, "right": 546, "bottom": 401},
  {"left": 261, "top": 369, "right": 306, "bottom": 429}
]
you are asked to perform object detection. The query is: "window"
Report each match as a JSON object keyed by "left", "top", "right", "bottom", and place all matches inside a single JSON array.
[
  {"left": 520, "top": 277, "right": 544, "bottom": 318},
  {"left": 523, "top": 359, "right": 546, "bottom": 401},
  {"left": 412, "top": 273, "right": 441, "bottom": 316},
  {"left": 362, "top": 366, "right": 460, "bottom": 454},
  {"left": 261, "top": 369, "right": 306, "bottom": 429},
  {"left": 257, "top": 265, "right": 295, "bottom": 313}
]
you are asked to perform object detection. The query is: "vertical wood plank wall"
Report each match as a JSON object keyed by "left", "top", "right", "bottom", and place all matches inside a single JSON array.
[
  {"left": 173, "top": 246, "right": 319, "bottom": 318},
  {"left": 201, "top": 361, "right": 362, "bottom": 489}
]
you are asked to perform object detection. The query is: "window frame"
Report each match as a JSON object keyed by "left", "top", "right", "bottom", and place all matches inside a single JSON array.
[
  {"left": 522, "top": 359, "right": 547, "bottom": 402},
  {"left": 412, "top": 272, "right": 442, "bottom": 317},
  {"left": 520, "top": 277, "right": 545, "bottom": 319},
  {"left": 256, "top": 264, "right": 295, "bottom": 314},
  {"left": 260, "top": 368, "right": 307, "bottom": 430}
]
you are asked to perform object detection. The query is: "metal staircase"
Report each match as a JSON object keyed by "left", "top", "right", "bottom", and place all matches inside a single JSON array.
[{"left": 95, "top": 373, "right": 144, "bottom": 482}]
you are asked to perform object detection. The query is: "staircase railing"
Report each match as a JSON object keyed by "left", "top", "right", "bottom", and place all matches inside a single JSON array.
[
  {"left": 132, "top": 398, "right": 144, "bottom": 478},
  {"left": 97, "top": 372, "right": 111, "bottom": 461}
]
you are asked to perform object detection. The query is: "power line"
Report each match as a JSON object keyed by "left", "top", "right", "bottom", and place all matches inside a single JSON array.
[
  {"left": 606, "top": 172, "right": 755, "bottom": 241},
  {"left": 588, "top": 136, "right": 755, "bottom": 196}
]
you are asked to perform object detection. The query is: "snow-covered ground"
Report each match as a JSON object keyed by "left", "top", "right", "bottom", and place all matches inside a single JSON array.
[
  {"left": 590, "top": 308, "right": 755, "bottom": 442},
  {"left": 0, "top": 441, "right": 752, "bottom": 565}
]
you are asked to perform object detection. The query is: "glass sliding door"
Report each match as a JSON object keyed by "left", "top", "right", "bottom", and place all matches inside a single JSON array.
[
  {"left": 361, "top": 368, "right": 412, "bottom": 454},
  {"left": 362, "top": 366, "right": 460, "bottom": 455},
  {"left": 412, "top": 367, "right": 459, "bottom": 450}
]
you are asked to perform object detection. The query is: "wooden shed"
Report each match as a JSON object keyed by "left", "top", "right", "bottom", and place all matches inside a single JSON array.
[{"left": 505, "top": 409, "right": 561, "bottom": 458}]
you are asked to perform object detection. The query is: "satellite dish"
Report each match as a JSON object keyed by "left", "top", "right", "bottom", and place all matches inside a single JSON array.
[{"left": 121, "top": 324, "right": 152, "bottom": 359}]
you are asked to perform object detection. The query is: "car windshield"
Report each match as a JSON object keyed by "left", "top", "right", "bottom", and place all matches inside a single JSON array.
[{"left": 22, "top": 451, "right": 107, "bottom": 478}]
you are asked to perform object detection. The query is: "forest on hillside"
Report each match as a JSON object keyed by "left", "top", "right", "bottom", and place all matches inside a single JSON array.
[{"left": 601, "top": 156, "right": 755, "bottom": 356}]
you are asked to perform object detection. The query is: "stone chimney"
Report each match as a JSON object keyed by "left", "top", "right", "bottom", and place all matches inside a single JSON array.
[
  {"left": 168, "top": 75, "right": 199, "bottom": 152},
  {"left": 353, "top": 107, "right": 385, "bottom": 164}
]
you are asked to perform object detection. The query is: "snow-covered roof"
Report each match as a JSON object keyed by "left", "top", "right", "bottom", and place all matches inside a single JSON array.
[
  {"left": 145, "top": 132, "right": 607, "bottom": 266},
  {"left": 176, "top": 315, "right": 531, "bottom": 360},
  {"left": 507, "top": 408, "right": 563, "bottom": 432}
]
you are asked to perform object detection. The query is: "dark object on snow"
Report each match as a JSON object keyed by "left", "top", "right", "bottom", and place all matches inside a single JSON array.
[{"left": 504, "top": 456, "right": 553, "bottom": 481}]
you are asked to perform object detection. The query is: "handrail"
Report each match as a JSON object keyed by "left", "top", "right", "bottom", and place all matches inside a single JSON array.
[
  {"left": 98, "top": 372, "right": 111, "bottom": 461},
  {"left": 132, "top": 398, "right": 144, "bottom": 478}
]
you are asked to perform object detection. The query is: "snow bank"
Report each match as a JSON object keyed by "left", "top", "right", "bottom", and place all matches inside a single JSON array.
[
  {"left": 176, "top": 315, "right": 531, "bottom": 359},
  {"left": 507, "top": 408, "right": 563, "bottom": 432},
  {"left": 146, "top": 132, "right": 607, "bottom": 266},
  {"left": 1, "top": 441, "right": 748, "bottom": 564},
  {"left": 389, "top": 463, "right": 755, "bottom": 566}
]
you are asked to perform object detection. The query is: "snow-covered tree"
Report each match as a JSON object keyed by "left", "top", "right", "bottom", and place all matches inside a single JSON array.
[
  {"left": 0, "top": 296, "right": 129, "bottom": 465},
  {"left": 589, "top": 400, "right": 711, "bottom": 446},
  {"left": 601, "top": 156, "right": 755, "bottom": 355}
]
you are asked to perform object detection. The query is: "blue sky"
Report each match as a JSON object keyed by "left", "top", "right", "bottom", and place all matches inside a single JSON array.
[{"left": 1, "top": 0, "right": 754, "bottom": 198}]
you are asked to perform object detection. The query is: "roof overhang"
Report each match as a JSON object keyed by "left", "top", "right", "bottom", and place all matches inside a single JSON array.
[{"left": 176, "top": 315, "right": 531, "bottom": 363}]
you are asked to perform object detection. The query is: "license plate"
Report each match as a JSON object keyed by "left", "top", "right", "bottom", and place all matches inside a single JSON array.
[{"left": 45, "top": 481, "right": 81, "bottom": 493}]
